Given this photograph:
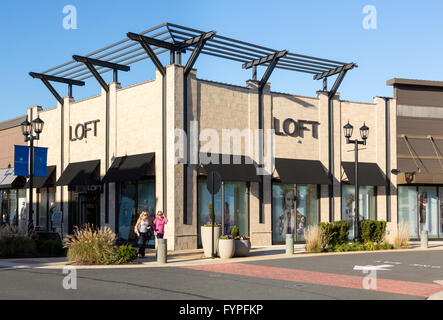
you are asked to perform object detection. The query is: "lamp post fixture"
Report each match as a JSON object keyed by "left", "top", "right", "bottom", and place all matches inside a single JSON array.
[
  {"left": 21, "top": 115, "right": 44, "bottom": 235},
  {"left": 343, "top": 121, "right": 369, "bottom": 241}
]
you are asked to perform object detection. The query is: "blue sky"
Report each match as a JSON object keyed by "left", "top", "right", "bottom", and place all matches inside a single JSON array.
[{"left": 1, "top": 0, "right": 442, "bottom": 121}]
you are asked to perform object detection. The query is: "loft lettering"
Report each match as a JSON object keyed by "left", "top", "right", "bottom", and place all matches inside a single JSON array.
[
  {"left": 274, "top": 117, "right": 319, "bottom": 138},
  {"left": 70, "top": 119, "right": 100, "bottom": 141}
]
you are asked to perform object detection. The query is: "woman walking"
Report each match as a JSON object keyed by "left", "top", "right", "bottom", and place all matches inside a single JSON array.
[
  {"left": 135, "top": 211, "right": 153, "bottom": 258},
  {"left": 153, "top": 211, "right": 168, "bottom": 239}
]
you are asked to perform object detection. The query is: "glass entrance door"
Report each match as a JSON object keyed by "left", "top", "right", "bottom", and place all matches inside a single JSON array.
[
  {"left": 79, "top": 193, "right": 99, "bottom": 228},
  {"left": 70, "top": 192, "right": 99, "bottom": 231}
]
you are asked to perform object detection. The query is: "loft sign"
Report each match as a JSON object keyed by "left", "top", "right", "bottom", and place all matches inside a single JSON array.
[
  {"left": 273, "top": 117, "right": 319, "bottom": 138},
  {"left": 70, "top": 120, "right": 100, "bottom": 141}
]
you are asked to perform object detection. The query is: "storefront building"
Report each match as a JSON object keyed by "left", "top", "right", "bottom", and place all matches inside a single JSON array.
[
  {"left": 5, "top": 24, "right": 443, "bottom": 250},
  {"left": 389, "top": 78, "right": 443, "bottom": 240},
  {"left": 0, "top": 116, "right": 28, "bottom": 231}
]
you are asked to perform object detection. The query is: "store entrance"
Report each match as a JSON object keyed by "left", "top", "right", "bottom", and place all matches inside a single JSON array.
[{"left": 70, "top": 190, "right": 100, "bottom": 232}]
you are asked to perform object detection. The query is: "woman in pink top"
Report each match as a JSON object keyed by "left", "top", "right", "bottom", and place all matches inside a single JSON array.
[{"left": 153, "top": 211, "right": 168, "bottom": 239}]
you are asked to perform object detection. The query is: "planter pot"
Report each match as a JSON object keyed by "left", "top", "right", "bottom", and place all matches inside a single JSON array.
[
  {"left": 234, "top": 239, "right": 251, "bottom": 257},
  {"left": 218, "top": 239, "right": 235, "bottom": 259},
  {"left": 201, "top": 226, "right": 221, "bottom": 258}
]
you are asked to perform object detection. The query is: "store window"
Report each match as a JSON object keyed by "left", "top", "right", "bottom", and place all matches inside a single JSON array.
[
  {"left": 418, "top": 186, "right": 438, "bottom": 239},
  {"left": 197, "top": 178, "right": 248, "bottom": 247},
  {"left": 342, "top": 185, "right": 376, "bottom": 239},
  {"left": 8, "top": 190, "right": 17, "bottom": 227},
  {"left": 272, "top": 184, "right": 318, "bottom": 243},
  {"left": 398, "top": 186, "right": 418, "bottom": 238},
  {"left": 117, "top": 180, "right": 155, "bottom": 244},
  {"left": 38, "top": 188, "right": 56, "bottom": 231}
]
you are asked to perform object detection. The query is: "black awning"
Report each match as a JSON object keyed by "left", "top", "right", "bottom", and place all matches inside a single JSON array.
[
  {"left": 274, "top": 158, "right": 331, "bottom": 184},
  {"left": 198, "top": 153, "right": 260, "bottom": 182},
  {"left": 102, "top": 153, "right": 155, "bottom": 183},
  {"left": 342, "top": 162, "right": 386, "bottom": 186},
  {"left": 0, "top": 168, "right": 26, "bottom": 190},
  {"left": 25, "top": 166, "right": 56, "bottom": 189},
  {"left": 56, "top": 160, "right": 100, "bottom": 186}
]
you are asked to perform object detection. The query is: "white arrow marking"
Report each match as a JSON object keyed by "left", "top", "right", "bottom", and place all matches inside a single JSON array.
[{"left": 353, "top": 264, "right": 394, "bottom": 271}]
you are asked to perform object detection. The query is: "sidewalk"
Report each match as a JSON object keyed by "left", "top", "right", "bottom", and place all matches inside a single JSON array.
[{"left": 0, "top": 241, "right": 442, "bottom": 269}]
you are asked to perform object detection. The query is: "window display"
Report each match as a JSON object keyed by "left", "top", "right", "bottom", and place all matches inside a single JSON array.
[
  {"left": 197, "top": 179, "right": 248, "bottom": 247},
  {"left": 341, "top": 185, "right": 376, "bottom": 239},
  {"left": 418, "top": 187, "right": 438, "bottom": 238},
  {"left": 272, "top": 184, "right": 318, "bottom": 243},
  {"left": 118, "top": 180, "right": 155, "bottom": 244},
  {"left": 398, "top": 186, "right": 418, "bottom": 238}
]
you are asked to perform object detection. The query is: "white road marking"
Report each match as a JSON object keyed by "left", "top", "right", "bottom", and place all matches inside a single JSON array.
[{"left": 354, "top": 264, "right": 394, "bottom": 271}]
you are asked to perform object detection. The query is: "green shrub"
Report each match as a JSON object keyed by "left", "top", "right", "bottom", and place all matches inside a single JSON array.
[
  {"left": 330, "top": 240, "right": 393, "bottom": 252},
  {"left": 230, "top": 225, "right": 240, "bottom": 238},
  {"left": 0, "top": 236, "right": 37, "bottom": 258},
  {"left": 36, "top": 239, "right": 66, "bottom": 257},
  {"left": 320, "top": 220, "right": 350, "bottom": 248},
  {"left": 117, "top": 245, "right": 138, "bottom": 264},
  {"left": 360, "top": 220, "right": 387, "bottom": 243}
]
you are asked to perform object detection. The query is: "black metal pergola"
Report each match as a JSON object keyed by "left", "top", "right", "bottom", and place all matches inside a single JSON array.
[{"left": 31, "top": 22, "right": 357, "bottom": 226}]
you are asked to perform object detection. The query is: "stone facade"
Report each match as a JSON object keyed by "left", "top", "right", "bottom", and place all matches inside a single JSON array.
[{"left": 19, "top": 63, "right": 398, "bottom": 250}]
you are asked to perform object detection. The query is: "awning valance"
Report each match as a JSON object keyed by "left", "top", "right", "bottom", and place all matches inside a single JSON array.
[
  {"left": 25, "top": 165, "right": 56, "bottom": 189},
  {"left": 56, "top": 160, "right": 100, "bottom": 186},
  {"left": 0, "top": 168, "right": 26, "bottom": 190},
  {"left": 198, "top": 153, "right": 260, "bottom": 182},
  {"left": 342, "top": 162, "right": 386, "bottom": 186},
  {"left": 102, "top": 153, "right": 155, "bottom": 183},
  {"left": 274, "top": 158, "right": 331, "bottom": 184}
]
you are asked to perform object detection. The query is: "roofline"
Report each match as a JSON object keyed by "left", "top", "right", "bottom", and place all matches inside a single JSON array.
[
  {"left": 0, "top": 115, "right": 27, "bottom": 131},
  {"left": 387, "top": 78, "right": 443, "bottom": 88}
]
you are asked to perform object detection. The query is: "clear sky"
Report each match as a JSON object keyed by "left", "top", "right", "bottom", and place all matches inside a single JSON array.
[{"left": 1, "top": 0, "right": 442, "bottom": 121}]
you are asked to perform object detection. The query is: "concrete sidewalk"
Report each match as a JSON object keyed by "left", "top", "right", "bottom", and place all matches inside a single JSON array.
[{"left": 0, "top": 241, "right": 442, "bottom": 269}]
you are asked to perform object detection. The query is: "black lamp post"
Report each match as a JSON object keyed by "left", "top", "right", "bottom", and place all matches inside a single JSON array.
[
  {"left": 21, "top": 115, "right": 44, "bottom": 235},
  {"left": 343, "top": 121, "right": 369, "bottom": 241}
]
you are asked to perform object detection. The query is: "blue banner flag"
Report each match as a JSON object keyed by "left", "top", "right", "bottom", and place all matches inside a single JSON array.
[
  {"left": 34, "top": 147, "right": 48, "bottom": 177},
  {"left": 14, "top": 145, "right": 29, "bottom": 177}
]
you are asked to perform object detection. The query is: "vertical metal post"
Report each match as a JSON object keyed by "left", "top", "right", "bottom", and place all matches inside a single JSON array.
[
  {"left": 258, "top": 87, "right": 264, "bottom": 224},
  {"left": 68, "top": 84, "right": 73, "bottom": 98},
  {"left": 211, "top": 178, "right": 215, "bottom": 258},
  {"left": 252, "top": 66, "right": 257, "bottom": 81},
  {"left": 328, "top": 97, "right": 334, "bottom": 222},
  {"left": 354, "top": 140, "right": 359, "bottom": 241},
  {"left": 221, "top": 181, "right": 225, "bottom": 235},
  {"left": 113, "top": 69, "right": 118, "bottom": 83},
  {"left": 29, "top": 136, "right": 34, "bottom": 234},
  {"left": 176, "top": 51, "right": 182, "bottom": 65},
  {"left": 170, "top": 50, "right": 176, "bottom": 65}
]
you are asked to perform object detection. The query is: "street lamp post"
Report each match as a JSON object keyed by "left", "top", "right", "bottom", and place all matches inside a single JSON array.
[
  {"left": 343, "top": 121, "right": 369, "bottom": 241},
  {"left": 21, "top": 115, "right": 44, "bottom": 235}
]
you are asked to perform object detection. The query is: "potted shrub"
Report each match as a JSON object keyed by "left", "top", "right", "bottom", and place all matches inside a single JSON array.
[
  {"left": 218, "top": 235, "right": 235, "bottom": 259},
  {"left": 201, "top": 203, "right": 221, "bottom": 258},
  {"left": 231, "top": 225, "right": 251, "bottom": 257}
]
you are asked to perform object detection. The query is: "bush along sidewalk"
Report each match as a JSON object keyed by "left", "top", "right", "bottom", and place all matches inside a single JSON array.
[
  {"left": 63, "top": 225, "right": 138, "bottom": 265},
  {"left": 305, "top": 220, "right": 393, "bottom": 253},
  {"left": 0, "top": 225, "right": 66, "bottom": 258}
]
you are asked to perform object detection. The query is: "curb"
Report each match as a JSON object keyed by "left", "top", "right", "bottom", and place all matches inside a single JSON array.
[{"left": 428, "top": 290, "right": 443, "bottom": 300}]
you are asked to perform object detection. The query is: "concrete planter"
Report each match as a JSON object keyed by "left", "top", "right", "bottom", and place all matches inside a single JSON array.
[
  {"left": 234, "top": 239, "right": 251, "bottom": 257},
  {"left": 218, "top": 239, "right": 235, "bottom": 259},
  {"left": 201, "top": 226, "right": 221, "bottom": 258}
]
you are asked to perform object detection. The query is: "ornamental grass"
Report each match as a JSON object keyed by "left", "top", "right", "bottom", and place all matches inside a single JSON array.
[
  {"left": 304, "top": 225, "right": 325, "bottom": 252},
  {"left": 63, "top": 225, "right": 121, "bottom": 265},
  {"left": 393, "top": 221, "right": 409, "bottom": 249}
]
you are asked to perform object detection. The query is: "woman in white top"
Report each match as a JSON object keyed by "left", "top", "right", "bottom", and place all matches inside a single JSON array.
[{"left": 135, "top": 211, "right": 152, "bottom": 258}]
